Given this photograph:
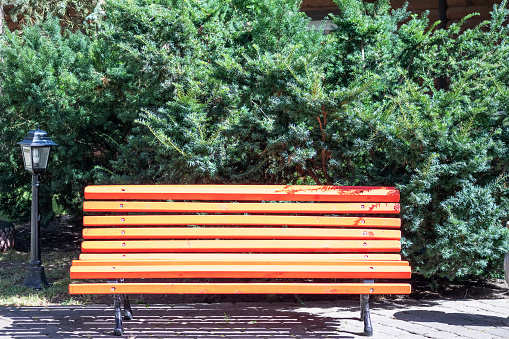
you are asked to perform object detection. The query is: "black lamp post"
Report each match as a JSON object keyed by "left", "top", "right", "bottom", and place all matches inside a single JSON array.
[
  {"left": 505, "top": 222, "right": 509, "bottom": 326},
  {"left": 18, "top": 125, "right": 57, "bottom": 289}
]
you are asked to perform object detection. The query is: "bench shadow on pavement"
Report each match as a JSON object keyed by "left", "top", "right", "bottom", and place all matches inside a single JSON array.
[
  {"left": 387, "top": 299, "right": 509, "bottom": 327},
  {"left": 393, "top": 309, "right": 508, "bottom": 327},
  {"left": 0, "top": 301, "right": 367, "bottom": 338}
]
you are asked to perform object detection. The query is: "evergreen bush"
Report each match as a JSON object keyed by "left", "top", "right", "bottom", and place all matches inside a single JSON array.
[
  {"left": 0, "top": 17, "right": 135, "bottom": 223},
  {"left": 325, "top": 0, "right": 509, "bottom": 279}
]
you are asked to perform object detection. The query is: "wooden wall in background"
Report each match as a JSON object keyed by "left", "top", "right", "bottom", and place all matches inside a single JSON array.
[
  {"left": 1, "top": 5, "right": 21, "bottom": 31},
  {"left": 0, "top": 1, "right": 505, "bottom": 33},
  {"left": 390, "top": 0, "right": 440, "bottom": 24},
  {"left": 301, "top": 0, "right": 504, "bottom": 29},
  {"left": 447, "top": 0, "right": 503, "bottom": 29},
  {"left": 301, "top": 0, "right": 340, "bottom": 20},
  {"left": 0, "top": 4, "right": 83, "bottom": 32}
]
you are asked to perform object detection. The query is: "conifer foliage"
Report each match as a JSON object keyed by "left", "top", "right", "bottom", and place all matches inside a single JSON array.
[{"left": 0, "top": 0, "right": 508, "bottom": 279}]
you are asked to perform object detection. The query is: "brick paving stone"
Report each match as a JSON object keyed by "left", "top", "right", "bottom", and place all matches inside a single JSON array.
[
  {"left": 392, "top": 332, "right": 428, "bottom": 339},
  {"left": 441, "top": 300, "right": 507, "bottom": 316},
  {"left": 477, "top": 299, "right": 509, "bottom": 312},
  {"left": 0, "top": 318, "right": 10, "bottom": 328},
  {"left": 438, "top": 301, "right": 505, "bottom": 317},
  {"left": 374, "top": 323, "right": 413, "bottom": 336},
  {"left": 474, "top": 326, "right": 509, "bottom": 338},
  {"left": 478, "top": 299, "right": 509, "bottom": 306},
  {"left": 417, "top": 324, "right": 488, "bottom": 339},
  {"left": 424, "top": 330, "right": 468, "bottom": 339},
  {"left": 447, "top": 326, "right": 502, "bottom": 339},
  {"left": 376, "top": 318, "right": 438, "bottom": 336}
]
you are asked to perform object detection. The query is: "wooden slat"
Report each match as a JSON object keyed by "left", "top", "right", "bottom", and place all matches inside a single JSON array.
[
  {"left": 82, "top": 228, "right": 401, "bottom": 240},
  {"left": 78, "top": 253, "right": 403, "bottom": 261},
  {"left": 84, "top": 185, "right": 400, "bottom": 202},
  {"left": 72, "top": 259, "right": 410, "bottom": 267},
  {"left": 81, "top": 239, "right": 401, "bottom": 253},
  {"left": 69, "top": 282, "right": 412, "bottom": 295},
  {"left": 447, "top": 0, "right": 497, "bottom": 6},
  {"left": 83, "top": 201, "right": 401, "bottom": 214},
  {"left": 70, "top": 264, "right": 412, "bottom": 279},
  {"left": 391, "top": 0, "right": 440, "bottom": 10},
  {"left": 83, "top": 215, "right": 401, "bottom": 228},
  {"left": 446, "top": 5, "right": 493, "bottom": 20},
  {"left": 301, "top": 0, "right": 336, "bottom": 9}
]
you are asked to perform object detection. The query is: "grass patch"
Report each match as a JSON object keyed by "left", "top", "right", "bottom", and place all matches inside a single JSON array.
[
  {"left": 0, "top": 250, "right": 104, "bottom": 306},
  {"left": 0, "top": 214, "right": 12, "bottom": 222}
]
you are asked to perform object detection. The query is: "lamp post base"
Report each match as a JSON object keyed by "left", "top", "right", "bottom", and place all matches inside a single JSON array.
[{"left": 23, "top": 265, "right": 51, "bottom": 289}]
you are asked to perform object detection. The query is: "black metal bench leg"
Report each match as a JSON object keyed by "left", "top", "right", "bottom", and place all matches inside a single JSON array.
[
  {"left": 119, "top": 279, "right": 133, "bottom": 320},
  {"left": 113, "top": 294, "right": 124, "bottom": 336},
  {"left": 361, "top": 279, "right": 374, "bottom": 336},
  {"left": 360, "top": 294, "right": 373, "bottom": 337},
  {"left": 123, "top": 294, "right": 133, "bottom": 320}
]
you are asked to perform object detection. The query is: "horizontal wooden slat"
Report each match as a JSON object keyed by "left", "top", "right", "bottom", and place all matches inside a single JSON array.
[
  {"left": 78, "top": 253, "right": 403, "bottom": 261},
  {"left": 301, "top": 0, "right": 336, "bottom": 9},
  {"left": 84, "top": 185, "right": 400, "bottom": 202},
  {"left": 446, "top": 19, "right": 485, "bottom": 29},
  {"left": 82, "top": 228, "right": 401, "bottom": 240},
  {"left": 70, "top": 264, "right": 411, "bottom": 279},
  {"left": 72, "top": 259, "right": 410, "bottom": 267},
  {"left": 69, "top": 282, "right": 412, "bottom": 295},
  {"left": 393, "top": 0, "right": 439, "bottom": 10},
  {"left": 447, "top": 0, "right": 499, "bottom": 6},
  {"left": 83, "top": 215, "right": 401, "bottom": 228},
  {"left": 446, "top": 5, "right": 493, "bottom": 20},
  {"left": 83, "top": 201, "right": 401, "bottom": 214},
  {"left": 447, "top": 0, "right": 498, "bottom": 6},
  {"left": 81, "top": 239, "right": 401, "bottom": 253}
]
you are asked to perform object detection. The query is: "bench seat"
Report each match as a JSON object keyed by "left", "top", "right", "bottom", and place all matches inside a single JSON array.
[{"left": 69, "top": 185, "right": 411, "bottom": 336}]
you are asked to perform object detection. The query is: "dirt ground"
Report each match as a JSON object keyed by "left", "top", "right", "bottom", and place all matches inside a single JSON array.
[{"left": 11, "top": 215, "right": 509, "bottom": 304}]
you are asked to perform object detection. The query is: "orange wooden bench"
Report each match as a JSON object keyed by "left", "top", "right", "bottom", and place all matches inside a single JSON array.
[{"left": 69, "top": 185, "right": 411, "bottom": 336}]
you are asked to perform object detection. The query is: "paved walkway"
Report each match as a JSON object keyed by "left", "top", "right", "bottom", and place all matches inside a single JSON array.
[{"left": 0, "top": 298, "right": 508, "bottom": 338}]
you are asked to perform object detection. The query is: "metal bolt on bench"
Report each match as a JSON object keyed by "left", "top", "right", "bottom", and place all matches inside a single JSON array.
[{"left": 69, "top": 185, "right": 412, "bottom": 336}]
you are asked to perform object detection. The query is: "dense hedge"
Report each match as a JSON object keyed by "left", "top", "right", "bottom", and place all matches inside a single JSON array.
[
  {"left": 1, "top": 0, "right": 508, "bottom": 280},
  {"left": 0, "top": 17, "right": 136, "bottom": 223}
]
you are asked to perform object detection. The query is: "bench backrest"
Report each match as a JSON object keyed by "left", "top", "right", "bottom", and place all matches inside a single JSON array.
[{"left": 80, "top": 185, "right": 403, "bottom": 264}]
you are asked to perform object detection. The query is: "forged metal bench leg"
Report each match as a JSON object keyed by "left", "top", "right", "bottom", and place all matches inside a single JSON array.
[
  {"left": 119, "top": 280, "right": 133, "bottom": 320},
  {"left": 361, "top": 279, "right": 374, "bottom": 336},
  {"left": 109, "top": 280, "right": 124, "bottom": 336},
  {"left": 360, "top": 294, "right": 373, "bottom": 336},
  {"left": 113, "top": 294, "right": 123, "bottom": 336},
  {"left": 123, "top": 294, "right": 133, "bottom": 320}
]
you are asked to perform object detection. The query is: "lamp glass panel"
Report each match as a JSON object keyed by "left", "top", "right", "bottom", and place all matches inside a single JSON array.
[
  {"left": 32, "top": 147, "right": 50, "bottom": 170},
  {"left": 22, "top": 146, "right": 32, "bottom": 171}
]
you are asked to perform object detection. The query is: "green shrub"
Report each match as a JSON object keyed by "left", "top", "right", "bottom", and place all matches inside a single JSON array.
[
  {"left": 0, "top": 17, "right": 135, "bottom": 223},
  {"left": 324, "top": 0, "right": 509, "bottom": 279}
]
